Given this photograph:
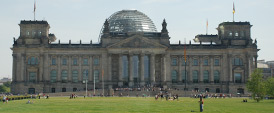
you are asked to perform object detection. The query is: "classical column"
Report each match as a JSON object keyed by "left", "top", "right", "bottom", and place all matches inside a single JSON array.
[
  {"left": 129, "top": 54, "right": 134, "bottom": 87},
  {"left": 12, "top": 54, "right": 17, "bottom": 82},
  {"left": 39, "top": 54, "right": 44, "bottom": 82},
  {"left": 21, "top": 54, "right": 26, "bottom": 82},
  {"left": 43, "top": 54, "right": 49, "bottom": 82},
  {"left": 150, "top": 54, "right": 155, "bottom": 84},
  {"left": 78, "top": 56, "right": 82, "bottom": 83},
  {"left": 199, "top": 56, "right": 203, "bottom": 83},
  {"left": 140, "top": 54, "right": 145, "bottom": 86},
  {"left": 188, "top": 56, "right": 192, "bottom": 83},
  {"left": 178, "top": 56, "right": 182, "bottom": 83},
  {"left": 118, "top": 54, "right": 123, "bottom": 86},
  {"left": 108, "top": 54, "right": 112, "bottom": 81},
  {"left": 89, "top": 56, "right": 93, "bottom": 82},
  {"left": 228, "top": 54, "right": 233, "bottom": 83},
  {"left": 210, "top": 56, "right": 214, "bottom": 83},
  {"left": 57, "top": 55, "right": 61, "bottom": 82},
  {"left": 68, "top": 56, "right": 72, "bottom": 82}
]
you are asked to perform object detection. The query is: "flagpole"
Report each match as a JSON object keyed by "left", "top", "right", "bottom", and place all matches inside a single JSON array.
[
  {"left": 206, "top": 19, "right": 208, "bottom": 35},
  {"left": 34, "top": 0, "right": 36, "bottom": 21}
]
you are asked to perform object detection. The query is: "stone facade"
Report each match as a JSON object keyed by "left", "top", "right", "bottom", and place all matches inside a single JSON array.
[{"left": 11, "top": 11, "right": 258, "bottom": 95}]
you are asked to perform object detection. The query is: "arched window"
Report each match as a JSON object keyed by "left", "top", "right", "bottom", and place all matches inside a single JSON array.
[
  {"left": 214, "top": 70, "right": 220, "bottom": 83},
  {"left": 233, "top": 57, "right": 243, "bottom": 66},
  {"left": 50, "top": 70, "right": 57, "bottom": 83},
  {"left": 235, "top": 32, "right": 239, "bottom": 37},
  {"left": 182, "top": 70, "right": 187, "bottom": 83},
  {"left": 72, "top": 70, "right": 78, "bottom": 83},
  {"left": 28, "top": 57, "right": 38, "bottom": 65},
  {"left": 82, "top": 70, "right": 88, "bottom": 83},
  {"left": 203, "top": 70, "right": 209, "bottom": 83},
  {"left": 240, "top": 31, "right": 245, "bottom": 37},
  {"left": 228, "top": 31, "right": 232, "bottom": 37},
  {"left": 172, "top": 70, "right": 177, "bottom": 83},
  {"left": 61, "top": 70, "right": 68, "bottom": 83},
  {"left": 192, "top": 70, "right": 198, "bottom": 83},
  {"left": 62, "top": 58, "right": 67, "bottom": 65},
  {"left": 94, "top": 70, "right": 99, "bottom": 83}
]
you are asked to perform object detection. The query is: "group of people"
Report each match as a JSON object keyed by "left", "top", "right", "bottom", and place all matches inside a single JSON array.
[
  {"left": 155, "top": 93, "right": 179, "bottom": 101},
  {"left": 2, "top": 95, "right": 9, "bottom": 103},
  {"left": 192, "top": 93, "right": 232, "bottom": 98},
  {"left": 70, "top": 94, "right": 78, "bottom": 99}
]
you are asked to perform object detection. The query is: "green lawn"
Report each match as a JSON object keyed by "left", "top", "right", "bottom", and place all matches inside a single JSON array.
[{"left": 1, "top": 97, "right": 274, "bottom": 113}]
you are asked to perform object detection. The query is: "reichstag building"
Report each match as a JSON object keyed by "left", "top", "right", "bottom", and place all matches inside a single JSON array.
[{"left": 11, "top": 10, "right": 258, "bottom": 94}]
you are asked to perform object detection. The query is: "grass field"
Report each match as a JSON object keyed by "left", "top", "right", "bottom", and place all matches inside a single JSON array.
[{"left": 1, "top": 97, "right": 274, "bottom": 113}]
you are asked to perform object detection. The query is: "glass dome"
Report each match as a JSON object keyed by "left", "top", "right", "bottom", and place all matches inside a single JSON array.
[{"left": 107, "top": 10, "right": 157, "bottom": 33}]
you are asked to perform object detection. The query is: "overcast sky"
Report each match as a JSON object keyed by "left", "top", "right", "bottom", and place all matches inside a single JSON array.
[{"left": 0, "top": 0, "right": 273, "bottom": 79}]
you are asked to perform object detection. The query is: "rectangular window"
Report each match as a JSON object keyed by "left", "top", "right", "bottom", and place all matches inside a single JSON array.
[
  {"left": 234, "top": 73, "right": 242, "bottom": 83},
  {"left": 214, "top": 59, "right": 220, "bottom": 66},
  {"left": 83, "top": 58, "right": 88, "bottom": 65},
  {"left": 52, "top": 58, "right": 56, "bottom": 65},
  {"left": 193, "top": 59, "right": 198, "bottom": 66},
  {"left": 93, "top": 58, "right": 99, "bottom": 66},
  {"left": 203, "top": 59, "right": 208, "bottom": 66},
  {"left": 29, "top": 72, "right": 36, "bottom": 82},
  {"left": 182, "top": 59, "right": 187, "bottom": 66},
  {"left": 62, "top": 58, "right": 67, "bottom": 65},
  {"left": 73, "top": 58, "right": 77, "bottom": 65},
  {"left": 171, "top": 58, "right": 177, "bottom": 66}
]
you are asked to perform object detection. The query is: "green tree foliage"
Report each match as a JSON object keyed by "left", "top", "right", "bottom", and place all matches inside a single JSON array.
[
  {"left": 265, "top": 77, "right": 274, "bottom": 97},
  {"left": 246, "top": 69, "right": 266, "bottom": 102},
  {"left": 0, "top": 85, "right": 8, "bottom": 93},
  {"left": 4, "top": 81, "right": 11, "bottom": 87}
]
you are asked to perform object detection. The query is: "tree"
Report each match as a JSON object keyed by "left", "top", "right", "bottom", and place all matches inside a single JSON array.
[
  {"left": 265, "top": 77, "right": 274, "bottom": 97},
  {"left": 4, "top": 81, "right": 11, "bottom": 87},
  {"left": 246, "top": 69, "right": 266, "bottom": 102},
  {"left": 0, "top": 85, "right": 8, "bottom": 93}
]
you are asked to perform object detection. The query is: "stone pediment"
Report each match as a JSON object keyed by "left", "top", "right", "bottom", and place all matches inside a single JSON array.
[{"left": 107, "top": 36, "right": 167, "bottom": 48}]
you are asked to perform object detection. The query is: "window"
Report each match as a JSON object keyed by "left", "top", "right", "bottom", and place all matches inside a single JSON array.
[
  {"left": 216, "top": 88, "right": 220, "bottom": 93},
  {"left": 205, "top": 88, "right": 209, "bottom": 92},
  {"left": 203, "top": 59, "right": 208, "bottom": 66},
  {"left": 172, "top": 58, "right": 177, "bottom": 66},
  {"left": 38, "top": 31, "right": 42, "bottom": 36},
  {"left": 73, "top": 88, "right": 77, "bottom": 92},
  {"left": 94, "top": 70, "right": 99, "bottom": 83},
  {"left": 62, "top": 88, "right": 66, "bottom": 92},
  {"left": 228, "top": 31, "right": 232, "bottom": 37},
  {"left": 203, "top": 70, "right": 209, "bottom": 83},
  {"left": 82, "top": 70, "right": 88, "bottom": 83},
  {"left": 28, "top": 57, "right": 38, "bottom": 65},
  {"left": 51, "top": 88, "right": 55, "bottom": 93},
  {"left": 233, "top": 58, "right": 243, "bottom": 66},
  {"left": 61, "top": 70, "right": 68, "bottom": 83},
  {"left": 214, "top": 59, "right": 219, "bottom": 66},
  {"left": 192, "top": 70, "right": 198, "bottom": 83},
  {"left": 240, "top": 31, "right": 245, "bottom": 37},
  {"left": 234, "top": 73, "right": 242, "bottom": 83},
  {"left": 52, "top": 58, "right": 56, "bottom": 65},
  {"left": 83, "top": 58, "right": 88, "bottom": 65},
  {"left": 237, "top": 88, "right": 244, "bottom": 94},
  {"left": 214, "top": 70, "right": 220, "bottom": 83},
  {"left": 182, "top": 57, "right": 187, "bottom": 66},
  {"left": 172, "top": 70, "right": 177, "bottom": 83},
  {"left": 193, "top": 59, "right": 198, "bottom": 66},
  {"left": 32, "top": 31, "right": 36, "bottom": 37},
  {"left": 29, "top": 72, "right": 36, "bottom": 82},
  {"left": 182, "top": 70, "right": 187, "bottom": 83},
  {"left": 73, "top": 58, "right": 77, "bottom": 65},
  {"left": 235, "top": 32, "right": 239, "bottom": 37},
  {"left": 72, "top": 70, "right": 78, "bottom": 83},
  {"left": 26, "top": 31, "right": 30, "bottom": 36},
  {"left": 50, "top": 70, "right": 57, "bottom": 83},
  {"left": 94, "top": 58, "right": 99, "bottom": 66},
  {"left": 62, "top": 58, "right": 67, "bottom": 65}
]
